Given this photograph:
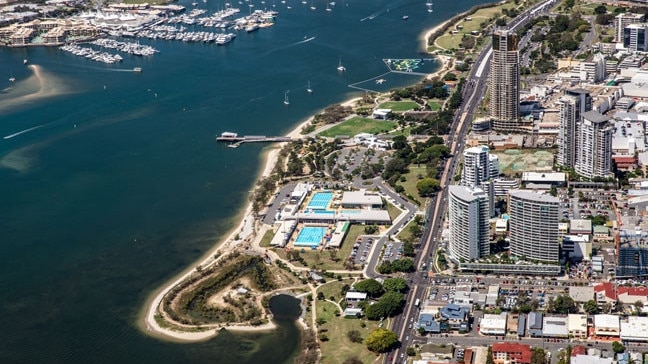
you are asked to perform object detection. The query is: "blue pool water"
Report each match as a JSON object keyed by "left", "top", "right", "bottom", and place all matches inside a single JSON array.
[
  {"left": 306, "top": 192, "right": 333, "bottom": 210},
  {"left": 313, "top": 210, "right": 334, "bottom": 215},
  {"left": 294, "top": 226, "right": 326, "bottom": 247}
]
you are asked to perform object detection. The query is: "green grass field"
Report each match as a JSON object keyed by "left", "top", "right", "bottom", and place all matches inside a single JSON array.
[
  {"left": 260, "top": 229, "right": 275, "bottom": 247},
  {"left": 378, "top": 101, "right": 419, "bottom": 112},
  {"left": 428, "top": 100, "right": 442, "bottom": 111},
  {"left": 396, "top": 165, "right": 428, "bottom": 205},
  {"left": 318, "top": 117, "right": 397, "bottom": 138},
  {"left": 316, "top": 302, "right": 380, "bottom": 364}
]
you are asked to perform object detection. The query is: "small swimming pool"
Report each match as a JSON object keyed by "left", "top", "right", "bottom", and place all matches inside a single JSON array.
[
  {"left": 294, "top": 226, "right": 326, "bottom": 247},
  {"left": 313, "top": 210, "right": 334, "bottom": 215},
  {"left": 306, "top": 192, "right": 333, "bottom": 210}
]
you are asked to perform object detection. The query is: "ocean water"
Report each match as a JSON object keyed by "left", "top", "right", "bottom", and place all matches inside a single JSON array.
[{"left": 0, "top": 0, "right": 484, "bottom": 362}]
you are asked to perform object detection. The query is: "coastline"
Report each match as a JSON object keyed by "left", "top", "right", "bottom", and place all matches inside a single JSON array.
[{"left": 141, "top": 20, "right": 450, "bottom": 342}]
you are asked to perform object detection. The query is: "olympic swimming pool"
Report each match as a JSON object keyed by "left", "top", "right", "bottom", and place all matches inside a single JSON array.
[
  {"left": 306, "top": 192, "right": 333, "bottom": 210},
  {"left": 294, "top": 226, "right": 326, "bottom": 248}
]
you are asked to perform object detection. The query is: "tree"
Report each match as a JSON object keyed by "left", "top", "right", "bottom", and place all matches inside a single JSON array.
[
  {"left": 383, "top": 277, "right": 409, "bottom": 293},
  {"left": 531, "top": 348, "right": 547, "bottom": 364},
  {"left": 583, "top": 299, "right": 599, "bottom": 314},
  {"left": 550, "top": 294, "right": 577, "bottom": 314},
  {"left": 365, "top": 328, "right": 399, "bottom": 353},
  {"left": 486, "top": 346, "right": 495, "bottom": 364},
  {"left": 594, "top": 4, "right": 607, "bottom": 14},
  {"left": 416, "top": 177, "right": 440, "bottom": 196},
  {"left": 407, "top": 346, "right": 416, "bottom": 356},
  {"left": 443, "top": 72, "right": 457, "bottom": 81},
  {"left": 354, "top": 279, "right": 384, "bottom": 298},
  {"left": 343, "top": 357, "right": 363, "bottom": 364},
  {"left": 365, "top": 291, "right": 405, "bottom": 320},
  {"left": 635, "top": 300, "right": 644, "bottom": 313},
  {"left": 612, "top": 341, "right": 626, "bottom": 354},
  {"left": 347, "top": 330, "right": 363, "bottom": 343}
]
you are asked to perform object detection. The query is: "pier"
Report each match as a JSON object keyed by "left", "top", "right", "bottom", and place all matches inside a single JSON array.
[{"left": 216, "top": 132, "right": 292, "bottom": 148}]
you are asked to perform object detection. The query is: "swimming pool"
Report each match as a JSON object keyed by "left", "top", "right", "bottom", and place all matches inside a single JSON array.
[
  {"left": 313, "top": 210, "right": 334, "bottom": 215},
  {"left": 294, "top": 226, "right": 326, "bottom": 247},
  {"left": 306, "top": 192, "right": 333, "bottom": 210}
]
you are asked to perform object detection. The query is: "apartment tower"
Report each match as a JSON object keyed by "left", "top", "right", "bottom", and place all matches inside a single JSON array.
[
  {"left": 575, "top": 110, "right": 613, "bottom": 179},
  {"left": 557, "top": 89, "right": 592, "bottom": 168},
  {"left": 490, "top": 29, "right": 520, "bottom": 131},
  {"left": 448, "top": 185, "right": 490, "bottom": 262},
  {"left": 508, "top": 190, "right": 560, "bottom": 263}
]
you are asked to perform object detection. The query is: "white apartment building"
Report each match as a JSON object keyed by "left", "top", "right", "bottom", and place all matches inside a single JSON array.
[
  {"left": 490, "top": 29, "right": 520, "bottom": 131},
  {"left": 575, "top": 110, "right": 613, "bottom": 179},
  {"left": 448, "top": 185, "right": 490, "bottom": 262},
  {"left": 508, "top": 190, "right": 560, "bottom": 263}
]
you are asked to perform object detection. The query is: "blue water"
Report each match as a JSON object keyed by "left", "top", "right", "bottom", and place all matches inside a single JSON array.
[
  {"left": 0, "top": 0, "right": 485, "bottom": 362},
  {"left": 313, "top": 209, "right": 335, "bottom": 214},
  {"left": 306, "top": 191, "right": 333, "bottom": 209},
  {"left": 295, "top": 226, "right": 326, "bottom": 247}
]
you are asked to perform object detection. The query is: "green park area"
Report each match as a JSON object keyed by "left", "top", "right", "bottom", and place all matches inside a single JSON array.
[
  {"left": 427, "top": 100, "right": 442, "bottom": 111},
  {"left": 315, "top": 289, "right": 380, "bottom": 364},
  {"left": 395, "top": 165, "right": 427, "bottom": 205},
  {"left": 433, "top": 1, "right": 519, "bottom": 51},
  {"left": 378, "top": 100, "right": 419, "bottom": 112},
  {"left": 318, "top": 117, "right": 397, "bottom": 138}
]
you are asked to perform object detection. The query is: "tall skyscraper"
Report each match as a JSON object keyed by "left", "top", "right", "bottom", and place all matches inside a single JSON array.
[
  {"left": 557, "top": 89, "right": 592, "bottom": 168},
  {"left": 448, "top": 186, "right": 490, "bottom": 262},
  {"left": 575, "top": 110, "right": 613, "bottom": 178},
  {"left": 624, "top": 24, "right": 648, "bottom": 52},
  {"left": 490, "top": 29, "right": 520, "bottom": 132},
  {"left": 508, "top": 190, "right": 560, "bottom": 263},
  {"left": 462, "top": 146, "right": 491, "bottom": 187}
]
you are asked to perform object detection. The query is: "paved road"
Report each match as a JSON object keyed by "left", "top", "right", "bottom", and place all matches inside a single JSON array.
[{"left": 387, "top": 1, "right": 558, "bottom": 362}]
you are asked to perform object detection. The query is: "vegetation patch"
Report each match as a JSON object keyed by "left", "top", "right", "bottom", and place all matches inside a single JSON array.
[
  {"left": 378, "top": 100, "right": 419, "bottom": 112},
  {"left": 318, "top": 117, "right": 397, "bottom": 138}
]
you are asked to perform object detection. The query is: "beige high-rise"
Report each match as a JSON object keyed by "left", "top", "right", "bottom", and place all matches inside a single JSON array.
[{"left": 490, "top": 29, "right": 520, "bottom": 131}]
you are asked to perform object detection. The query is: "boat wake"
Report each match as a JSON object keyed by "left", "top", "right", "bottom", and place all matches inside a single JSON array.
[
  {"left": 3, "top": 124, "right": 46, "bottom": 140},
  {"left": 260, "top": 36, "right": 317, "bottom": 57},
  {"left": 295, "top": 36, "right": 316, "bottom": 45}
]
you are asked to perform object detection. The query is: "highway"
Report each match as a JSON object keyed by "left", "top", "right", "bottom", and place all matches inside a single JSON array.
[{"left": 386, "top": 0, "right": 557, "bottom": 362}]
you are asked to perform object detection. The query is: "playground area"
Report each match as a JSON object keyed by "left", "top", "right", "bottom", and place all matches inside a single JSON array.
[{"left": 492, "top": 149, "right": 554, "bottom": 176}]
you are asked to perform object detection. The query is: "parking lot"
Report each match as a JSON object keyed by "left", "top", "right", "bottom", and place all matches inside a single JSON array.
[
  {"left": 382, "top": 242, "right": 404, "bottom": 262},
  {"left": 557, "top": 189, "right": 615, "bottom": 222},
  {"left": 348, "top": 236, "right": 374, "bottom": 265}
]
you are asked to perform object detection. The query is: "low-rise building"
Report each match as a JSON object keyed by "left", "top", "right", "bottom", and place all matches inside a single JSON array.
[
  {"left": 594, "top": 314, "right": 620, "bottom": 337},
  {"left": 527, "top": 312, "right": 543, "bottom": 337},
  {"left": 570, "top": 220, "right": 592, "bottom": 235},
  {"left": 617, "top": 286, "right": 648, "bottom": 305},
  {"left": 543, "top": 315, "right": 569, "bottom": 338},
  {"left": 480, "top": 312, "right": 507, "bottom": 335},
  {"left": 492, "top": 342, "right": 532, "bottom": 364},
  {"left": 569, "top": 286, "right": 595, "bottom": 303},
  {"left": 562, "top": 235, "right": 592, "bottom": 260},
  {"left": 572, "top": 354, "right": 613, "bottom": 364},
  {"left": 439, "top": 303, "right": 471, "bottom": 331},
  {"left": 620, "top": 316, "right": 648, "bottom": 342},
  {"left": 341, "top": 190, "right": 383, "bottom": 209},
  {"left": 568, "top": 314, "right": 588, "bottom": 339},
  {"left": 594, "top": 282, "right": 617, "bottom": 306},
  {"left": 417, "top": 312, "right": 441, "bottom": 333}
]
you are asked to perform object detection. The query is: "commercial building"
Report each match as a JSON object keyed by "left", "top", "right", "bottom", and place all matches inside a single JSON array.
[
  {"left": 557, "top": 89, "right": 592, "bottom": 168},
  {"left": 521, "top": 172, "right": 566, "bottom": 187},
  {"left": 562, "top": 235, "right": 592, "bottom": 261},
  {"left": 617, "top": 286, "right": 648, "bottom": 305},
  {"left": 617, "top": 244, "right": 648, "bottom": 278},
  {"left": 594, "top": 314, "right": 620, "bottom": 337},
  {"left": 448, "top": 186, "right": 490, "bottom": 262},
  {"left": 527, "top": 312, "right": 543, "bottom": 337},
  {"left": 341, "top": 190, "right": 383, "bottom": 209},
  {"left": 542, "top": 315, "right": 568, "bottom": 338},
  {"left": 616, "top": 13, "right": 646, "bottom": 42},
  {"left": 490, "top": 29, "right": 520, "bottom": 132},
  {"left": 572, "top": 355, "right": 613, "bottom": 364},
  {"left": 492, "top": 343, "right": 532, "bottom": 364},
  {"left": 620, "top": 316, "right": 648, "bottom": 341},
  {"left": 568, "top": 314, "right": 588, "bottom": 339},
  {"left": 480, "top": 312, "right": 508, "bottom": 336},
  {"left": 624, "top": 23, "right": 648, "bottom": 51},
  {"left": 508, "top": 190, "right": 560, "bottom": 263},
  {"left": 575, "top": 111, "right": 613, "bottom": 179}
]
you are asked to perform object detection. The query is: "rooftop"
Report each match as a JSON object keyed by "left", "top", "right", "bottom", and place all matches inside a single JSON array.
[
  {"left": 595, "top": 314, "right": 620, "bottom": 329},
  {"left": 508, "top": 189, "right": 559, "bottom": 203}
]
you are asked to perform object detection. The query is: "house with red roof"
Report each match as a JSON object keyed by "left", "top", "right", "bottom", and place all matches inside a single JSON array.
[
  {"left": 492, "top": 343, "right": 532, "bottom": 364},
  {"left": 617, "top": 286, "right": 648, "bottom": 305},
  {"left": 571, "top": 346, "right": 587, "bottom": 357},
  {"left": 612, "top": 156, "right": 637, "bottom": 171}
]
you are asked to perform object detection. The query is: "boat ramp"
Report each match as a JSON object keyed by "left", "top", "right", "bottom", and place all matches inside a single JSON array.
[{"left": 216, "top": 132, "right": 292, "bottom": 148}]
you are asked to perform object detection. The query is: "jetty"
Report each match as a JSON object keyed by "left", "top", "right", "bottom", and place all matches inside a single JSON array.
[{"left": 216, "top": 132, "right": 292, "bottom": 148}]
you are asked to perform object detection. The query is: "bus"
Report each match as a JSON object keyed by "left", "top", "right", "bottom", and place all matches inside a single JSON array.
[{"left": 414, "top": 298, "right": 420, "bottom": 308}]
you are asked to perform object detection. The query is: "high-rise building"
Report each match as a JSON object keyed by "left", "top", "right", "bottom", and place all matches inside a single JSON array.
[
  {"left": 508, "top": 190, "right": 560, "bottom": 263},
  {"left": 462, "top": 146, "right": 491, "bottom": 187},
  {"left": 557, "top": 89, "right": 592, "bottom": 168},
  {"left": 616, "top": 13, "right": 645, "bottom": 42},
  {"left": 489, "top": 154, "right": 500, "bottom": 179},
  {"left": 575, "top": 110, "right": 613, "bottom": 179},
  {"left": 448, "top": 186, "right": 490, "bottom": 262},
  {"left": 490, "top": 29, "right": 520, "bottom": 132},
  {"left": 624, "top": 24, "right": 648, "bottom": 52}
]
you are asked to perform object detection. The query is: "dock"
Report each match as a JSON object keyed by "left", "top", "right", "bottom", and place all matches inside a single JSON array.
[{"left": 216, "top": 132, "right": 292, "bottom": 148}]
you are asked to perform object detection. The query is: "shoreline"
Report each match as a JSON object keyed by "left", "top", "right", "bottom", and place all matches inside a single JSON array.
[{"left": 140, "top": 19, "right": 450, "bottom": 342}]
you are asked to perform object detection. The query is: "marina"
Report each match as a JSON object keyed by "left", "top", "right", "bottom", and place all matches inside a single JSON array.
[
  {"left": 90, "top": 39, "right": 158, "bottom": 56},
  {"left": 59, "top": 44, "right": 123, "bottom": 64}
]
